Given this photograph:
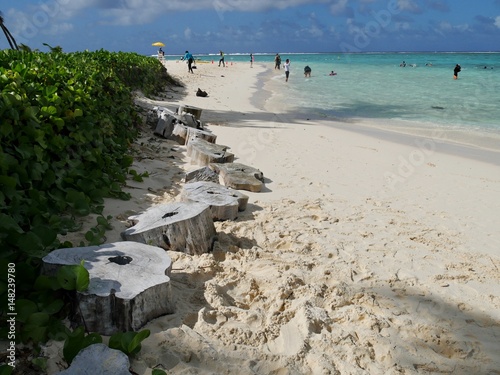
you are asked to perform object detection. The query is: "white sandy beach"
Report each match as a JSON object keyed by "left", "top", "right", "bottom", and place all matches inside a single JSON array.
[{"left": 47, "top": 58, "right": 500, "bottom": 374}]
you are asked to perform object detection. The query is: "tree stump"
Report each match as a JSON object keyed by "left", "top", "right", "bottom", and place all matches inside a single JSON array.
[
  {"left": 154, "top": 112, "right": 177, "bottom": 138},
  {"left": 187, "top": 138, "right": 234, "bottom": 166},
  {"left": 210, "top": 162, "right": 264, "bottom": 192},
  {"left": 42, "top": 242, "right": 174, "bottom": 335},
  {"left": 180, "top": 181, "right": 249, "bottom": 221},
  {"left": 121, "top": 202, "right": 216, "bottom": 255},
  {"left": 186, "top": 127, "right": 217, "bottom": 145},
  {"left": 169, "top": 123, "right": 188, "bottom": 145},
  {"left": 178, "top": 104, "right": 202, "bottom": 120},
  {"left": 184, "top": 166, "right": 220, "bottom": 184},
  {"left": 176, "top": 112, "right": 198, "bottom": 128},
  {"left": 154, "top": 106, "right": 176, "bottom": 116}
]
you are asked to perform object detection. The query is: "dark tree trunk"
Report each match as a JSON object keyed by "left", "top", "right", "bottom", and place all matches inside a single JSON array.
[{"left": 0, "top": 14, "right": 19, "bottom": 50}]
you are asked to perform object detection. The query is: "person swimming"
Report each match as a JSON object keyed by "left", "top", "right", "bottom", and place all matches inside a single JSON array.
[{"left": 329, "top": 71, "right": 337, "bottom": 76}]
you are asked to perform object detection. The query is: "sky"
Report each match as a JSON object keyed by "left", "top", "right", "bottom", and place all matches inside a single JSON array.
[{"left": 2, "top": 0, "right": 500, "bottom": 55}]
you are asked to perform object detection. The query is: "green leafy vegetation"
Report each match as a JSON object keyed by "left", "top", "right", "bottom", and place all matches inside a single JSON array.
[
  {"left": 63, "top": 327, "right": 102, "bottom": 364},
  {"left": 62, "top": 328, "right": 150, "bottom": 365},
  {"left": 152, "top": 369, "right": 168, "bottom": 375},
  {"left": 14, "top": 261, "right": 89, "bottom": 345},
  {"left": 0, "top": 48, "right": 178, "bottom": 369},
  {"left": 108, "top": 329, "right": 151, "bottom": 356}
]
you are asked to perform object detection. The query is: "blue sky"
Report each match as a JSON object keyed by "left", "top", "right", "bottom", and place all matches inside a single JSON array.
[{"left": 2, "top": 0, "right": 500, "bottom": 55}]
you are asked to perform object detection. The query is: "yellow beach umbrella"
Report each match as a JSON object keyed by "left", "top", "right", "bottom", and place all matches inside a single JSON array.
[{"left": 152, "top": 42, "right": 165, "bottom": 47}]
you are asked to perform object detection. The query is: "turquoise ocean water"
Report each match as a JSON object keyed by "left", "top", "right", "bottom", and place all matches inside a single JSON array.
[{"left": 171, "top": 52, "right": 500, "bottom": 148}]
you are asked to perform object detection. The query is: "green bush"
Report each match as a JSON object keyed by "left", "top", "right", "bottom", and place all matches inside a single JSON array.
[{"left": 0, "top": 49, "right": 175, "bottom": 349}]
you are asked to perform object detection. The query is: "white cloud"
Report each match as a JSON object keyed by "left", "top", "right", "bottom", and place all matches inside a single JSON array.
[
  {"left": 8, "top": 0, "right": 331, "bottom": 26},
  {"left": 329, "top": 0, "right": 349, "bottom": 15},
  {"left": 396, "top": 0, "right": 421, "bottom": 13},
  {"left": 303, "top": 24, "right": 324, "bottom": 38},
  {"left": 495, "top": 16, "right": 500, "bottom": 28},
  {"left": 439, "top": 21, "right": 471, "bottom": 33},
  {"left": 455, "top": 23, "right": 471, "bottom": 32},
  {"left": 6, "top": 8, "right": 74, "bottom": 42},
  {"left": 439, "top": 21, "right": 452, "bottom": 31},
  {"left": 42, "top": 22, "right": 74, "bottom": 36},
  {"left": 89, "top": 0, "right": 331, "bottom": 17}
]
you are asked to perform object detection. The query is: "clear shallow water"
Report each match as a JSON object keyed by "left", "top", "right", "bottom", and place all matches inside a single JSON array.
[{"left": 172, "top": 52, "right": 500, "bottom": 145}]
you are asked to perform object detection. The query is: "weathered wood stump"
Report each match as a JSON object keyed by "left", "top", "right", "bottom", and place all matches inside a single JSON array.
[
  {"left": 154, "top": 106, "right": 176, "bottom": 116},
  {"left": 184, "top": 166, "right": 220, "bottom": 184},
  {"left": 178, "top": 104, "right": 202, "bottom": 120},
  {"left": 42, "top": 242, "right": 174, "bottom": 335},
  {"left": 210, "top": 162, "right": 264, "bottom": 192},
  {"left": 187, "top": 138, "right": 234, "bottom": 166},
  {"left": 180, "top": 181, "right": 249, "bottom": 221},
  {"left": 121, "top": 202, "right": 216, "bottom": 255},
  {"left": 186, "top": 127, "right": 217, "bottom": 145},
  {"left": 177, "top": 112, "right": 198, "bottom": 128},
  {"left": 154, "top": 112, "right": 177, "bottom": 138},
  {"left": 169, "top": 123, "right": 188, "bottom": 145}
]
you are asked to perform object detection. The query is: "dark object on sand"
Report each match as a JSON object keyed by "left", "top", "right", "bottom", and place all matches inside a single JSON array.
[{"left": 196, "top": 88, "right": 208, "bottom": 97}]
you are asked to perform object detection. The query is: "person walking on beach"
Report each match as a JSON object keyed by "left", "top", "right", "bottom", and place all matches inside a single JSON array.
[
  {"left": 453, "top": 64, "right": 461, "bottom": 80},
  {"left": 284, "top": 59, "right": 290, "bottom": 82},
  {"left": 181, "top": 50, "right": 195, "bottom": 73},
  {"left": 250, "top": 53, "right": 254, "bottom": 68},
  {"left": 275, "top": 53, "right": 281, "bottom": 70},
  {"left": 218, "top": 51, "right": 225, "bottom": 67}
]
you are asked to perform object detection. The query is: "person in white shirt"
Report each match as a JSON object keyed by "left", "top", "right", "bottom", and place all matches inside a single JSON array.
[{"left": 284, "top": 59, "right": 290, "bottom": 82}]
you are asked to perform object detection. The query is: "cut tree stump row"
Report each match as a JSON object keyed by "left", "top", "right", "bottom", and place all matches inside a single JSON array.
[
  {"left": 187, "top": 138, "right": 234, "bottom": 166},
  {"left": 210, "top": 162, "right": 264, "bottom": 192},
  {"left": 121, "top": 202, "right": 216, "bottom": 256},
  {"left": 42, "top": 242, "right": 174, "bottom": 335},
  {"left": 177, "top": 104, "right": 203, "bottom": 120},
  {"left": 180, "top": 181, "right": 249, "bottom": 221}
]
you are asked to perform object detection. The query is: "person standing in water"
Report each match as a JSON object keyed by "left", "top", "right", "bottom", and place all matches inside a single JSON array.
[
  {"left": 453, "top": 64, "right": 461, "bottom": 79},
  {"left": 275, "top": 53, "right": 281, "bottom": 69},
  {"left": 284, "top": 59, "right": 290, "bottom": 82}
]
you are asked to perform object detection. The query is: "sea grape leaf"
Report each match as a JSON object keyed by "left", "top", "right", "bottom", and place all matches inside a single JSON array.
[
  {"left": 41, "top": 105, "right": 57, "bottom": 116},
  {"left": 41, "top": 299, "right": 64, "bottom": 315},
  {"left": 15, "top": 299, "right": 39, "bottom": 323},
  {"left": 32, "top": 225, "right": 57, "bottom": 247},
  {"left": 56, "top": 262, "right": 89, "bottom": 291},
  {"left": 0, "top": 213, "right": 24, "bottom": 234},
  {"left": 64, "top": 331, "right": 102, "bottom": 364}
]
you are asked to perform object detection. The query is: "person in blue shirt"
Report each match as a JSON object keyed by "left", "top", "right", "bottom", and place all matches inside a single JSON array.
[{"left": 182, "top": 50, "right": 194, "bottom": 73}]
